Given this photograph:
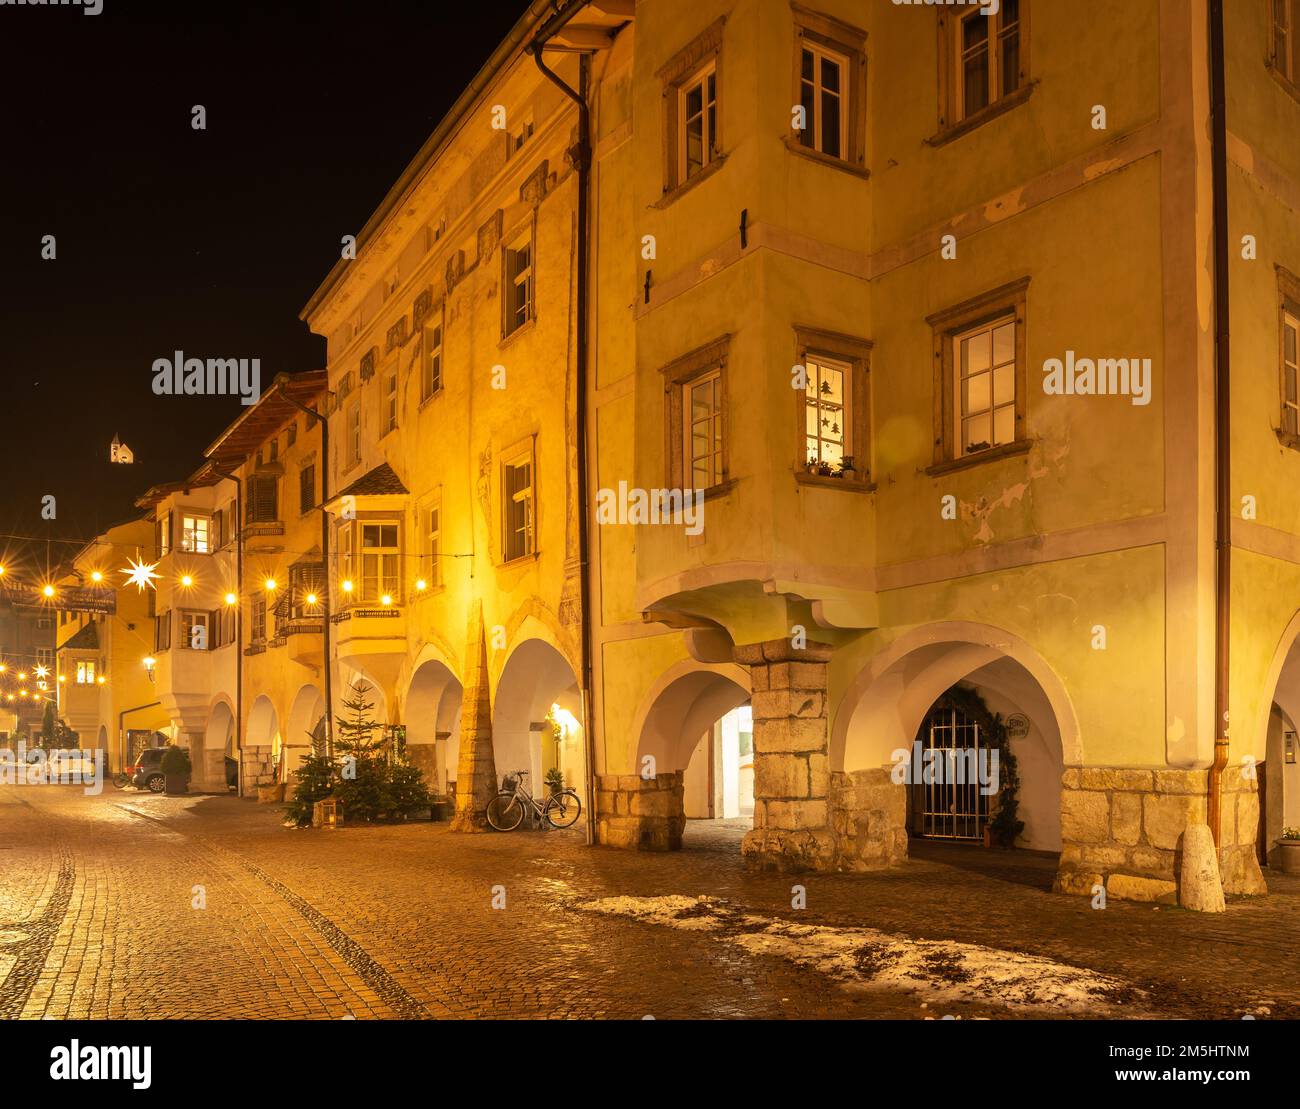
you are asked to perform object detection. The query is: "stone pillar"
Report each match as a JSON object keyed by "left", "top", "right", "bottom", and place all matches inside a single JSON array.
[
  {"left": 735, "top": 638, "right": 836, "bottom": 872},
  {"left": 594, "top": 772, "right": 685, "bottom": 850},
  {"left": 450, "top": 603, "right": 497, "bottom": 833},
  {"left": 1054, "top": 765, "right": 1268, "bottom": 901}
]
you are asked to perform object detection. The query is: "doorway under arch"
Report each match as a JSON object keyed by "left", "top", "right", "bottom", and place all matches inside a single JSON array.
[
  {"left": 493, "top": 639, "right": 582, "bottom": 797},
  {"left": 404, "top": 658, "right": 463, "bottom": 795}
]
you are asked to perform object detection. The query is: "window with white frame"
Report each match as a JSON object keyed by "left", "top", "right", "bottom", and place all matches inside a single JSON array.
[
  {"left": 804, "top": 356, "right": 850, "bottom": 470},
  {"left": 956, "top": 0, "right": 1022, "bottom": 120},
  {"left": 180, "top": 513, "right": 212, "bottom": 554},
  {"left": 250, "top": 594, "right": 266, "bottom": 642},
  {"left": 383, "top": 366, "right": 398, "bottom": 434},
  {"left": 1284, "top": 310, "right": 1299, "bottom": 437},
  {"left": 502, "top": 453, "right": 535, "bottom": 562},
  {"left": 346, "top": 401, "right": 361, "bottom": 465},
  {"left": 422, "top": 310, "right": 443, "bottom": 400},
  {"left": 157, "top": 511, "right": 172, "bottom": 557},
  {"left": 181, "top": 611, "right": 209, "bottom": 651},
  {"left": 955, "top": 317, "right": 1017, "bottom": 456},
  {"left": 76, "top": 659, "right": 96, "bottom": 684},
  {"left": 360, "top": 522, "right": 400, "bottom": 602},
  {"left": 798, "top": 43, "right": 846, "bottom": 159},
  {"left": 685, "top": 369, "right": 725, "bottom": 489},
  {"left": 426, "top": 500, "right": 442, "bottom": 587},
  {"left": 680, "top": 62, "right": 718, "bottom": 183},
  {"left": 504, "top": 232, "right": 533, "bottom": 337}
]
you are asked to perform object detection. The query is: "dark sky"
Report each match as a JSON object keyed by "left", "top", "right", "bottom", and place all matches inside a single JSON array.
[{"left": 0, "top": 0, "right": 524, "bottom": 569}]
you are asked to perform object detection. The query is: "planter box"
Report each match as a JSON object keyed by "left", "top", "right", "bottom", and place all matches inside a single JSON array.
[
  {"left": 164, "top": 774, "right": 188, "bottom": 796},
  {"left": 429, "top": 799, "right": 453, "bottom": 822},
  {"left": 257, "top": 782, "right": 286, "bottom": 804},
  {"left": 1280, "top": 840, "right": 1300, "bottom": 876}
]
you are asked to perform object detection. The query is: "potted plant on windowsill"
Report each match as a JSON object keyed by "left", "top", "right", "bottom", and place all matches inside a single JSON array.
[
  {"left": 160, "top": 745, "right": 191, "bottom": 796},
  {"left": 839, "top": 456, "right": 856, "bottom": 481},
  {"left": 1280, "top": 827, "right": 1300, "bottom": 875}
]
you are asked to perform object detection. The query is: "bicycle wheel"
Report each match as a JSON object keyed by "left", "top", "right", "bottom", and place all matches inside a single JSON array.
[
  {"left": 485, "top": 791, "right": 525, "bottom": 831},
  {"left": 112, "top": 772, "right": 130, "bottom": 790},
  {"left": 544, "top": 789, "right": 582, "bottom": 829}
]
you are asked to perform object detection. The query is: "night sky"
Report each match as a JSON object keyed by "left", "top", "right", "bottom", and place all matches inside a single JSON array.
[{"left": 0, "top": 0, "right": 524, "bottom": 571}]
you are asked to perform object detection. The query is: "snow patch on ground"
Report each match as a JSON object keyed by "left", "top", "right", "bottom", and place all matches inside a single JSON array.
[{"left": 577, "top": 894, "right": 1144, "bottom": 1015}]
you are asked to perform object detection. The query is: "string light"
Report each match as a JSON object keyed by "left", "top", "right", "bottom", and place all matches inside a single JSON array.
[
  {"left": 224, "top": 592, "right": 237, "bottom": 606},
  {"left": 306, "top": 593, "right": 318, "bottom": 606},
  {"left": 415, "top": 578, "right": 427, "bottom": 592},
  {"left": 180, "top": 574, "right": 194, "bottom": 588},
  {"left": 96, "top": 675, "right": 106, "bottom": 685},
  {"left": 341, "top": 579, "right": 353, "bottom": 594},
  {"left": 264, "top": 578, "right": 277, "bottom": 592},
  {"left": 381, "top": 594, "right": 393, "bottom": 606},
  {"left": 90, "top": 570, "right": 103, "bottom": 583},
  {"left": 41, "top": 584, "right": 55, "bottom": 598}
]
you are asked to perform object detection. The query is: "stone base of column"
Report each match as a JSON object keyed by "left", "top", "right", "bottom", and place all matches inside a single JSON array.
[
  {"left": 1053, "top": 766, "right": 1268, "bottom": 901},
  {"left": 595, "top": 773, "right": 685, "bottom": 850},
  {"left": 740, "top": 825, "right": 837, "bottom": 872},
  {"left": 450, "top": 603, "right": 496, "bottom": 834},
  {"left": 828, "top": 769, "right": 909, "bottom": 870},
  {"left": 240, "top": 745, "right": 274, "bottom": 798}
]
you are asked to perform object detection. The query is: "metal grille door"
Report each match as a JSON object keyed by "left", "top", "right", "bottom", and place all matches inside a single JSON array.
[{"left": 916, "top": 704, "right": 988, "bottom": 840}]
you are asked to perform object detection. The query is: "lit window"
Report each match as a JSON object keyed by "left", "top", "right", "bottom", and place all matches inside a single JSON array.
[
  {"left": 955, "top": 318, "right": 1017, "bottom": 456},
  {"left": 957, "top": 0, "right": 1021, "bottom": 120},
  {"left": 360, "top": 523, "right": 401, "bottom": 602},
  {"left": 680, "top": 63, "right": 718, "bottom": 182},
  {"left": 504, "top": 234, "right": 533, "bottom": 337},
  {"left": 798, "top": 44, "right": 846, "bottom": 159},
  {"left": 76, "top": 659, "right": 96, "bottom": 684},
  {"left": 804, "top": 357, "right": 850, "bottom": 471},
  {"left": 502, "top": 455, "right": 535, "bottom": 563},
  {"left": 684, "top": 369, "right": 725, "bottom": 489},
  {"left": 180, "top": 513, "right": 212, "bottom": 554}
]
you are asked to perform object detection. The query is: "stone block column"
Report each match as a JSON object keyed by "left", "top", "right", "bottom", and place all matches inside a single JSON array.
[
  {"left": 594, "top": 772, "right": 685, "bottom": 850},
  {"left": 734, "top": 638, "right": 837, "bottom": 872}
]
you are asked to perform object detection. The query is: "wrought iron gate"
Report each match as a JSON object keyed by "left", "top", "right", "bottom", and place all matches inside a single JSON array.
[{"left": 913, "top": 703, "right": 988, "bottom": 840}]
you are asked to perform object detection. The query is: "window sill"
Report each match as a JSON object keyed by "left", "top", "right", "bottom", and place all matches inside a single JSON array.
[
  {"left": 652, "top": 152, "right": 728, "bottom": 210},
  {"left": 699, "top": 477, "right": 739, "bottom": 503},
  {"left": 782, "top": 137, "right": 870, "bottom": 180},
  {"left": 499, "top": 551, "right": 541, "bottom": 570},
  {"left": 793, "top": 469, "right": 876, "bottom": 493},
  {"left": 926, "top": 438, "right": 1033, "bottom": 476},
  {"left": 499, "top": 315, "right": 536, "bottom": 351},
  {"left": 1267, "top": 63, "right": 1300, "bottom": 108},
  {"left": 926, "top": 82, "right": 1037, "bottom": 148},
  {"left": 418, "top": 388, "right": 444, "bottom": 412},
  {"left": 1275, "top": 427, "right": 1300, "bottom": 452}
]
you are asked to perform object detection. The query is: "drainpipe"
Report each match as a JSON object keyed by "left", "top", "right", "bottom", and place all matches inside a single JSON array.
[
  {"left": 1208, "top": 0, "right": 1231, "bottom": 847},
  {"left": 209, "top": 463, "right": 244, "bottom": 796},
  {"left": 530, "top": 22, "right": 597, "bottom": 845},
  {"left": 273, "top": 375, "right": 335, "bottom": 764},
  {"left": 118, "top": 701, "right": 161, "bottom": 775}
]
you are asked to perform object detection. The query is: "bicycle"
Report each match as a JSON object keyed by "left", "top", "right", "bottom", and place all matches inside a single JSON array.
[
  {"left": 112, "top": 770, "right": 131, "bottom": 790},
  {"left": 485, "top": 769, "right": 582, "bottom": 831}
]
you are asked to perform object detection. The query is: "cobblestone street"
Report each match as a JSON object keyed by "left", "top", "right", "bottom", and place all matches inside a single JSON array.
[{"left": 2, "top": 783, "right": 1298, "bottom": 1020}]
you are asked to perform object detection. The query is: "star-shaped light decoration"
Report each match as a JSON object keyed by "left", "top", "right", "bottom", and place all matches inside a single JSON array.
[
  {"left": 34, "top": 664, "right": 49, "bottom": 680},
  {"left": 121, "top": 554, "right": 160, "bottom": 593}
]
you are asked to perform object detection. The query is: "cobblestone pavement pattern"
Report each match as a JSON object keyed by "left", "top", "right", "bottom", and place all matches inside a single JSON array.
[{"left": 2, "top": 785, "right": 1297, "bottom": 1019}]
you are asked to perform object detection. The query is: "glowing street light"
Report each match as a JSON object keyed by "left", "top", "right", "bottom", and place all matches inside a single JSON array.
[
  {"left": 41, "top": 584, "right": 55, "bottom": 598},
  {"left": 180, "top": 574, "right": 194, "bottom": 588},
  {"left": 264, "top": 578, "right": 277, "bottom": 592},
  {"left": 341, "top": 579, "right": 353, "bottom": 594},
  {"left": 224, "top": 592, "right": 237, "bottom": 606}
]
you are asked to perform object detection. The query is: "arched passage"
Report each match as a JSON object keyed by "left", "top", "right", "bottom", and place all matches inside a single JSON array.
[
  {"left": 284, "top": 684, "right": 325, "bottom": 781},
  {"left": 1259, "top": 613, "right": 1300, "bottom": 868},
  {"left": 493, "top": 639, "right": 582, "bottom": 796},
  {"left": 201, "top": 701, "right": 234, "bottom": 792},
  {"left": 834, "top": 623, "right": 1074, "bottom": 855},
  {"left": 404, "top": 657, "right": 463, "bottom": 796}
]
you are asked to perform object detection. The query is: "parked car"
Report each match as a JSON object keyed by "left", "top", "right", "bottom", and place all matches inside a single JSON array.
[{"left": 127, "top": 747, "right": 191, "bottom": 793}]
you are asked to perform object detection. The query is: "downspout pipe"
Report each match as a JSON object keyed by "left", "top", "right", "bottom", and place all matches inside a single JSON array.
[
  {"left": 1208, "top": 0, "right": 1231, "bottom": 848},
  {"left": 273, "top": 374, "right": 335, "bottom": 764},
  {"left": 530, "top": 23, "right": 597, "bottom": 845},
  {"left": 208, "top": 463, "right": 243, "bottom": 796}
]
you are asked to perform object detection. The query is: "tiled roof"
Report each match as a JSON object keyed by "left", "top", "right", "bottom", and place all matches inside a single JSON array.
[
  {"left": 337, "top": 462, "right": 409, "bottom": 499},
  {"left": 60, "top": 622, "right": 99, "bottom": 651}
]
